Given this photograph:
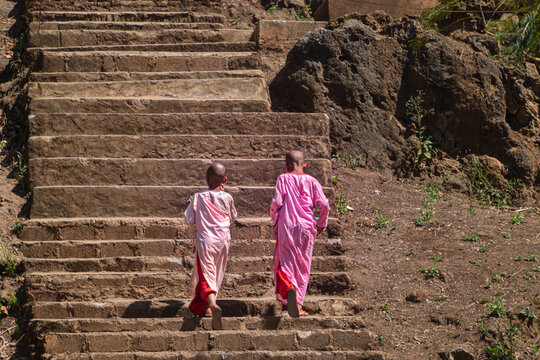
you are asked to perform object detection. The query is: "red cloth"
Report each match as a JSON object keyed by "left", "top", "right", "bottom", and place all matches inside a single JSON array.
[
  {"left": 276, "top": 264, "right": 295, "bottom": 303},
  {"left": 188, "top": 252, "right": 216, "bottom": 315}
]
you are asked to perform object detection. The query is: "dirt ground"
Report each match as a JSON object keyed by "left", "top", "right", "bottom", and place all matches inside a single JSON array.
[{"left": 331, "top": 162, "right": 539, "bottom": 359}]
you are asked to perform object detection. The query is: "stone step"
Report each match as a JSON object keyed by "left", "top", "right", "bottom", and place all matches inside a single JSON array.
[
  {"left": 42, "top": 350, "right": 386, "bottom": 360},
  {"left": 23, "top": 255, "right": 349, "bottom": 273},
  {"left": 28, "top": 78, "right": 267, "bottom": 99},
  {"left": 30, "top": 21, "right": 225, "bottom": 31},
  {"left": 31, "top": 11, "right": 225, "bottom": 24},
  {"left": 41, "top": 329, "right": 374, "bottom": 354},
  {"left": 29, "top": 112, "right": 328, "bottom": 137},
  {"left": 30, "top": 185, "right": 333, "bottom": 218},
  {"left": 18, "top": 238, "right": 345, "bottom": 259},
  {"left": 30, "top": 70, "right": 263, "bottom": 82},
  {"left": 38, "top": 51, "right": 260, "bottom": 73},
  {"left": 29, "top": 158, "right": 331, "bottom": 186},
  {"left": 30, "top": 41, "right": 257, "bottom": 53},
  {"left": 29, "top": 296, "right": 359, "bottom": 319},
  {"left": 29, "top": 29, "right": 253, "bottom": 48},
  {"left": 18, "top": 217, "right": 340, "bottom": 241},
  {"left": 28, "top": 135, "right": 329, "bottom": 159},
  {"left": 30, "top": 97, "right": 270, "bottom": 113},
  {"left": 25, "top": 272, "right": 352, "bottom": 301},
  {"left": 34, "top": 315, "right": 365, "bottom": 333},
  {"left": 34, "top": 0, "right": 221, "bottom": 12}
]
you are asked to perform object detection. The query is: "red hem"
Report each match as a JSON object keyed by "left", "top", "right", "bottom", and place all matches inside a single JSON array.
[{"left": 188, "top": 253, "right": 216, "bottom": 315}]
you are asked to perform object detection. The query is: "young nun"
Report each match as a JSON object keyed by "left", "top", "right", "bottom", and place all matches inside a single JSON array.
[
  {"left": 269, "top": 150, "right": 330, "bottom": 317},
  {"left": 185, "top": 162, "right": 237, "bottom": 330}
]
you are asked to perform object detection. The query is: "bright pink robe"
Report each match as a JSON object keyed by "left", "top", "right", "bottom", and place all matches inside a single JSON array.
[
  {"left": 185, "top": 190, "right": 237, "bottom": 311},
  {"left": 269, "top": 173, "right": 330, "bottom": 305}
]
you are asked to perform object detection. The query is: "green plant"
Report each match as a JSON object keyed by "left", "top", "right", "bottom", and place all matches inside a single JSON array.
[
  {"left": 485, "top": 322, "right": 519, "bottom": 360},
  {"left": 431, "top": 255, "right": 444, "bottom": 262},
  {"left": 375, "top": 334, "right": 384, "bottom": 345},
  {"left": 466, "top": 156, "right": 519, "bottom": 208},
  {"left": 519, "top": 307, "right": 537, "bottom": 320},
  {"left": 333, "top": 153, "right": 363, "bottom": 168},
  {"left": 488, "top": 298, "right": 506, "bottom": 318},
  {"left": 421, "top": 263, "right": 441, "bottom": 278},
  {"left": 406, "top": 91, "right": 436, "bottom": 165},
  {"left": 409, "top": 37, "right": 431, "bottom": 51},
  {"left": 266, "top": 4, "right": 278, "bottom": 11},
  {"left": 465, "top": 232, "right": 480, "bottom": 242},
  {"left": 380, "top": 303, "right": 390, "bottom": 313},
  {"left": 469, "top": 204, "right": 477, "bottom": 215},
  {"left": 13, "top": 151, "right": 28, "bottom": 183},
  {"left": 0, "top": 245, "right": 18, "bottom": 278},
  {"left": 502, "top": 231, "right": 511, "bottom": 239},
  {"left": 525, "top": 253, "right": 537, "bottom": 262},
  {"left": 510, "top": 213, "right": 525, "bottom": 225},
  {"left": 373, "top": 202, "right": 388, "bottom": 229},
  {"left": 331, "top": 176, "right": 340, "bottom": 185},
  {"left": 479, "top": 246, "right": 489, "bottom": 253},
  {"left": 415, "top": 195, "right": 436, "bottom": 226},
  {"left": 335, "top": 190, "right": 351, "bottom": 216},
  {"left": 295, "top": 8, "right": 308, "bottom": 21}
]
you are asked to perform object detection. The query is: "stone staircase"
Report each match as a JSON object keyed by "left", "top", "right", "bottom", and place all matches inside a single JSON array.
[{"left": 19, "top": 0, "right": 383, "bottom": 358}]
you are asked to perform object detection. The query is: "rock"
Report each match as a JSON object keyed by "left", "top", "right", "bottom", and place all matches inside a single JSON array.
[
  {"left": 270, "top": 18, "right": 539, "bottom": 195},
  {"left": 405, "top": 290, "right": 427, "bottom": 303},
  {"left": 451, "top": 345, "right": 475, "bottom": 360},
  {"left": 327, "top": 219, "right": 344, "bottom": 237}
]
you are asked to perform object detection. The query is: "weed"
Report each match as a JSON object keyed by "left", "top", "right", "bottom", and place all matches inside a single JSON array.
[
  {"left": 517, "top": 285, "right": 529, "bottom": 292},
  {"left": 380, "top": 303, "right": 390, "bottom": 313},
  {"left": 431, "top": 255, "right": 444, "bottom": 262},
  {"left": 487, "top": 298, "right": 506, "bottom": 318},
  {"left": 479, "top": 246, "right": 489, "bottom": 253},
  {"left": 515, "top": 255, "right": 523, "bottom": 261},
  {"left": 409, "top": 37, "right": 431, "bottom": 51},
  {"left": 492, "top": 274, "right": 502, "bottom": 283},
  {"left": 466, "top": 156, "right": 519, "bottom": 208},
  {"left": 373, "top": 202, "right": 388, "bottom": 229},
  {"left": 13, "top": 151, "right": 28, "bottom": 183},
  {"left": 420, "top": 263, "right": 441, "bottom": 278},
  {"left": 519, "top": 307, "right": 537, "bottom": 320},
  {"left": 469, "top": 204, "right": 477, "bottom": 215},
  {"left": 331, "top": 176, "right": 340, "bottom": 185},
  {"left": 0, "top": 245, "right": 18, "bottom": 278},
  {"left": 484, "top": 322, "right": 518, "bottom": 360},
  {"left": 295, "top": 9, "right": 308, "bottom": 21},
  {"left": 533, "top": 266, "right": 539, "bottom": 272},
  {"left": 464, "top": 232, "right": 480, "bottom": 242},
  {"left": 524, "top": 253, "right": 537, "bottom": 262},
  {"left": 510, "top": 213, "right": 524, "bottom": 225},
  {"left": 266, "top": 4, "right": 278, "bottom": 11},
  {"left": 335, "top": 190, "right": 351, "bottom": 216},
  {"left": 502, "top": 231, "right": 511, "bottom": 239},
  {"left": 375, "top": 334, "right": 384, "bottom": 345},
  {"left": 484, "top": 281, "right": 491, "bottom": 289},
  {"left": 333, "top": 152, "right": 363, "bottom": 168},
  {"left": 406, "top": 91, "right": 436, "bottom": 165}
]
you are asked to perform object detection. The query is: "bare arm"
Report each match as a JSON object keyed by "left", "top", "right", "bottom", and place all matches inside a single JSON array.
[
  {"left": 269, "top": 176, "right": 284, "bottom": 219},
  {"left": 313, "top": 179, "right": 330, "bottom": 232}
]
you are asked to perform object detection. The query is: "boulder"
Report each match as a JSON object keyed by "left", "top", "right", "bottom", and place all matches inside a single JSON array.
[{"left": 270, "top": 18, "right": 539, "bottom": 194}]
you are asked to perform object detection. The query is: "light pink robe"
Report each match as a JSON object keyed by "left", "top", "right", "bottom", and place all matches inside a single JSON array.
[
  {"left": 185, "top": 190, "right": 237, "bottom": 295},
  {"left": 270, "top": 173, "right": 330, "bottom": 305}
]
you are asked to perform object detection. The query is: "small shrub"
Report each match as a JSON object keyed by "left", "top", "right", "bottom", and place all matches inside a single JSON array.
[
  {"left": 335, "top": 190, "right": 351, "bottom": 216},
  {"left": 488, "top": 298, "right": 506, "bottom": 318},
  {"left": 406, "top": 91, "right": 437, "bottom": 165},
  {"left": 485, "top": 322, "right": 519, "bottom": 360},
  {"left": 421, "top": 263, "right": 441, "bottom": 278},
  {"left": 465, "top": 233, "right": 480, "bottom": 242},
  {"left": 373, "top": 202, "right": 388, "bottom": 229},
  {"left": 510, "top": 213, "right": 525, "bottom": 225},
  {"left": 333, "top": 153, "right": 363, "bottom": 169}
]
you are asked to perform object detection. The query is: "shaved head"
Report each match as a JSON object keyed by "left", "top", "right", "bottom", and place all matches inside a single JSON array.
[
  {"left": 286, "top": 150, "right": 305, "bottom": 167},
  {"left": 206, "top": 162, "right": 226, "bottom": 189}
]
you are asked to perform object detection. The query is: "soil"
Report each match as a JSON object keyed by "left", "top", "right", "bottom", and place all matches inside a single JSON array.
[
  {"left": 332, "top": 161, "right": 539, "bottom": 359},
  {"left": 0, "top": 0, "right": 28, "bottom": 358}
]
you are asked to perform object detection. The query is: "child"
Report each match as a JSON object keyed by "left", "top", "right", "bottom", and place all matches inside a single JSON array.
[
  {"left": 185, "top": 162, "right": 237, "bottom": 330},
  {"left": 269, "top": 150, "right": 330, "bottom": 317}
]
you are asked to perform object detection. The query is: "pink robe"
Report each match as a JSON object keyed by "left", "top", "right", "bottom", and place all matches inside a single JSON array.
[
  {"left": 269, "top": 173, "right": 330, "bottom": 305},
  {"left": 185, "top": 190, "right": 237, "bottom": 303}
]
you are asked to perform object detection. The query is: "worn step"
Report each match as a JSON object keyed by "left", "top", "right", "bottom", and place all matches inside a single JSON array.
[
  {"left": 34, "top": 0, "right": 222, "bottom": 12},
  {"left": 29, "top": 296, "right": 359, "bottom": 319},
  {"left": 28, "top": 135, "right": 329, "bottom": 159},
  {"left": 38, "top": 51, "right": 260, "bottom": 73},
  {"left": 29, "top": 112, "right": 329, "bottom": 137},
  {"left": 30, "top": 97, "right": 270, "bottom": 113},
  {"left": 29, "top": 29, "right": 252, "bottom": 47},
  {"left": 18, "top": 238, "right": 345, "bottom": 259},
  {"left": 34, "top": 315, "right": 365, "bottom": 333},
  {"left": 30, "top": 70, "right": 263, "bottom": 82},
  {"left": 28, "top": 78, "right": 267, "bottom": 99},
  {"left": 30, "top": 41, "right": 257, "bottom": 53},
  {"left": 25, "top": 272, "right": 352, "bottom": 301},
  {"left": 30, "top": 21, "right": 226, "bottom": 31},
  {"left": 30, "top": 185, "right": 333, "bottom": 218},
  {"left": 31, "top": 12, "right": 225, "bottom": 24},
  {"left": 23, "top": 255, "right": 348, "bottom": 273},
  {"left": 19, "top": 217, "right": 340, "bottom": 241},
  {"left": 42, "top": 350, "right": 386, "bottom": 360},
  {"left": 41, "top": 329, "right": 374, "bottom": 354},
  {"left": 29, "top": 158, "right": 331, "bottom": 186}
]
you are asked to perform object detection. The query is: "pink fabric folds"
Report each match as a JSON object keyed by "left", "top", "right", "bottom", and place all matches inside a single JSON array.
[
  {"left": 270, "top": 174, "right": 330, "bottom": 305},
  {"left": 185, "top": 190, "right": 237, "bottom": 296}
]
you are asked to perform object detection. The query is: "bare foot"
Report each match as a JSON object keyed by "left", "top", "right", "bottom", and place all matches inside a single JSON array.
[
  {"left": 299, "top": 308, "right": 309, "bottom": 317},
  {"left": 210, "top": 305, "right": 222, "bottom": 330}
]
